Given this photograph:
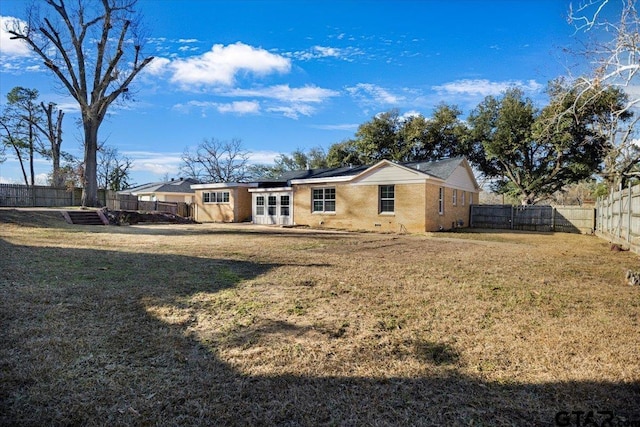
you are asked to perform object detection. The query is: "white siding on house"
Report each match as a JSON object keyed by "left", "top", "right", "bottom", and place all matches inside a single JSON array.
[
  {"left": 447, "top": 165, "right": 478, "bottom": 191},
  {"left": 352, "top": 163, "right": 428, "bottom": 185}
]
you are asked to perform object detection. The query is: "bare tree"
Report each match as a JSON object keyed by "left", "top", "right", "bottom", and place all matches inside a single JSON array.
[
  {"left": 181, "top": 138, "right": 251, "bottom": 183},
  {"left": 569, "top": 0, "right": 640, "bottom": 185},
  {"left": 597, "top": 103, "right": 640, "bottom": 188},
  {"left": 97, "top": 145, "right": 132, "bottom": 191},
  {"left": 33, "top": 102, "right": 66, "bottom": 187},
  {"left": 8, "top": 0, "right": 153, "bottom": 206}
]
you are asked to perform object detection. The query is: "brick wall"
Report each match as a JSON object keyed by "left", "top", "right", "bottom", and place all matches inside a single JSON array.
[{"left": 293, "top": 182, "right": 477, "bottom": 233}]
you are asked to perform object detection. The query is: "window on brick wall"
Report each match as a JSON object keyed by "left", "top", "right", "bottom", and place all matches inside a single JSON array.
[
  {"left": 312, "top": 187, "right": 336, "bottom": 212},
  {"left": 379, "top": 185, "right": 395, "bottom": 213},
  {"left": 438, "top": 187, "right": 444, "bottom": 215}
]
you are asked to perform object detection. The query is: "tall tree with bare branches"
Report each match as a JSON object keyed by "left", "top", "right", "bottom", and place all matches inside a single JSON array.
[
  {"left": 8, "top": 0, "right": 154, "bottom": 206},
  {"left": 97, "top": 145, "right": 132, "bottom": 191},
  {"left": 569, "top": 0, "right": 640, "bottom": 187},
  {"left": 34, "top": 102, "right": 66, "bottom": 188},
  {"left": 181, "top": 138, "right": 252, "bottom": 183}
]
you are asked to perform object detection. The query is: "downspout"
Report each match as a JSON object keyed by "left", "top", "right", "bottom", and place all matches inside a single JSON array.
[
  {"left": 233, "top": 188, "right": 238, "bottom": 223},
  {"left": 291, "top": 187, "right": 295, "bottom": 226}
]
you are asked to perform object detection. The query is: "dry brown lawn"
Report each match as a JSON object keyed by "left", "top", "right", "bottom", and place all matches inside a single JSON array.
[{"left": 1, "top": 208, "right": 639, "bottom": 426}]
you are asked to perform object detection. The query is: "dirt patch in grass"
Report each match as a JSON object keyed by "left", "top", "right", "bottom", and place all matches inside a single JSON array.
[{"left": 1, "top": 211, "right": 639, "bottom": 425}]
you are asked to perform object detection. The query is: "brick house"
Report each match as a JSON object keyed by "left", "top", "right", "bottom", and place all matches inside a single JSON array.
[{"left": 191, "top": 157, "right": 480, "bottom": 233}]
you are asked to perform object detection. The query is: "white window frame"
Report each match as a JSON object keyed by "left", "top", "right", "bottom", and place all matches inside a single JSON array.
[
  {"left": 203, "top": 191, "right": 230, "bottom": 204},
  {"left": 267, "top": 195, "right": 277, "bottom": 216},
  {"left": 280, "top": 195, "right": 290, "bottom": 216},
  {"left": 256, "top": 196, "right": 265, "bottom": 216},
  {"left": 379, "top": 185, "right": 395, "bottom": 214},
  {"left": 461, "top": 191, "right": 465, "bottom": 206},
  {"left": 312, "top": 187, "right": 336, "bottom": 213},
  {"left": 452, "top": 189, "right": 457, "bottom": 206}
]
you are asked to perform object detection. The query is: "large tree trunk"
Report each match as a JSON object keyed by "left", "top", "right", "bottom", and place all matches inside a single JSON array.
[
  {"left": 52, "top": 155, "right": 62, "bottom": 187},
  {"left": 81, "top": 122, "right": 100, "bottom": 207},
  {"left": 28, "top": 122, "right": 35, "bottom": 187},
  {"left": 41, "top": 102, "right": 65, "bottom": 188}
]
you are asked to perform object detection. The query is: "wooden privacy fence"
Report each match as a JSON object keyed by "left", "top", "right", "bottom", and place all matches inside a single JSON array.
[
  {"left": 470, "top": 204, "right": 596, "bottom": 233},
  {"left": 0, "top": 184, "right": 94, "bottom": 207},
  {"left": 595, "top": 183, "right": 640, "bottom": 253},
  {"left": 0, "top": 184, "right": 192, "bottom": 218},
  {"left": 105, "top": 194, "right": 192, "bottom": 217}
]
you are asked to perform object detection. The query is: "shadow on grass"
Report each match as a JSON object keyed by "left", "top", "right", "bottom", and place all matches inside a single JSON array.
[{"left": 1, "top": 238, "right": 638, "bottom": 426}]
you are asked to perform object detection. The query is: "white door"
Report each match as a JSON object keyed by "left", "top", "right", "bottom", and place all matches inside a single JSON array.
[{"left": 253, "top": 192, "right": 292, "bottom": 225}]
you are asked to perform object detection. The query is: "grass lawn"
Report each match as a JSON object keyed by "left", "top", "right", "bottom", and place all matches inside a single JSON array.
[{"left": 1, "top": 209, "right": 639, "bottom": 426}]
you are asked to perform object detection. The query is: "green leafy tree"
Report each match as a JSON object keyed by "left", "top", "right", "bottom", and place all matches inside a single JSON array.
[
  {"left": 258, "top": 147, "right": 329, "bottom": 178},
  {"left": 353, "top": 109, "right": 414, "bottom": 163},
  {"left": 326, "top": 139, "right": 363, "bottom": 167},
  {"left": 468, "top": 85, "right": 628, "bottom": 205},
  {"left": 410, "top": 103, "right": 477, "bottom": 163},
  {"left": 336, "top": 106, "right": 476, "bottom": 167},
  {"left": 8, "top": 0, "right": 154, "bottom": 206},
  {"left": 0, "top": 106, "right": 29, "bottom": 186}
]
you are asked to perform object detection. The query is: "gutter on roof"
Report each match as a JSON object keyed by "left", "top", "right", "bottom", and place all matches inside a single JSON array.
[
  {"left": 248, "top": 186, "right": 292, "bottom": 193},
  {"left": 190, "top": 182, "right": 259, "bottom": 190},
  {"left": 289, "top": 175, "right": 355, "bottom": 185}
]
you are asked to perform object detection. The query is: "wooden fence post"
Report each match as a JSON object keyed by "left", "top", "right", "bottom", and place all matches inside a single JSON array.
[
  {"left": 628, "top": 182, "right": 633, "bottom": 244},
  {"left": 510, "top": 206, "right": 514, "bottom": 230},
  {"left": 469, "top": 205, "right": 474, "bottom": 227}
]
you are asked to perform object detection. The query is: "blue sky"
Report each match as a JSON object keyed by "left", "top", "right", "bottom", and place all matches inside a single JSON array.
[{"left": 0, "top": 0, "right": 602, "bottom": 185}]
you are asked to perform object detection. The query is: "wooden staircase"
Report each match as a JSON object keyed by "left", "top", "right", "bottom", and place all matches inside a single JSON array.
[{"left": 62, "top": 210, "right": 108, "bottom": 225}]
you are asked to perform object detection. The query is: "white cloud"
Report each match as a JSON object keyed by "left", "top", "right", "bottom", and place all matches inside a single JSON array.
[
  {"left": 291, "top": 45, "right": 363, "bottom": 62},
  {"left": 248, "top": 150, "right": 280, "bottom": 165},
  {"left": 266, "top": 104, "right": 316, "bottom": 120},
  {"left": 173, "top": 84, "right": 337, "bottom": 119},
  {"left": 0, "top": 16, "right": 32, "bottom": 57},
  {"left": 144, "top": 57, "right": 172, "bottom": 76},
  {"left": 222, "top": 85, "right": 338, "bottom": 119},
  {"left": 432, "top": 79, "right": 544, "bottom": 97},
  {"left": 178, "top": 45, "right": 199, "bottom": 52},
  {"left": 346, "top": 83, "right": 404, "bottom": 105},
  {"left": 172, "top": 100, "right": 260, "bottom": 116},
  {"left": 227, "top": 84, "right": 339, "bottom": 103},
  {"left": 34, "top": 173, "right": 49, "bottom": 185},
  {"left": 124, "top": 151, "right": 182, "bottom": 175},
  {"left": 311, "top": 123, "right": 359, "bottom": 131},
  {"left": 216, "top": 101, "right": 260, "bottom": 114},
  {"left": 169, "top": 42, "right": 291, "bottom": 87},
  {"left": 0, "top": 176, "right": 16, "bottom": 184},
  {"left": 399, "top": 110, "right": 422, "bottom": 120}
]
